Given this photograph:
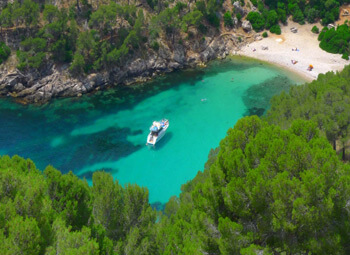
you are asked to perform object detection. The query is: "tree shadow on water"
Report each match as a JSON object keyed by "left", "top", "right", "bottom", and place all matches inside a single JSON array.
[
  {"left": 62, "top": 127, "right": 142, "bottom": 173},
  {"left": 78, "top": 167, "right": 119, "bottom": 181}
]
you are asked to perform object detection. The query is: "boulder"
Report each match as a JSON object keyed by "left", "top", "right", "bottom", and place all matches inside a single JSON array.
[
  {"left": 233, "top": 17, "right": 239, "bottom": 28},
  {"left": 233, "top": 1, "right": 247, "bottom": 16},
  {"left": 242, "top": 20, "right": 252, "bottom": 32},
  {"left": 173, "top": 44, "right": 186, "bottom": 64}
]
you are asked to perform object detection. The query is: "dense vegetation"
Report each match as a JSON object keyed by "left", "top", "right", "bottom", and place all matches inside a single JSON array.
[
  {"left": 0, "top": 155, "right": 157, "bottom": 254},
  {"left": 267, "top": 65, "right": 350, "bottom": 160},
  {"left": 249, "top": 0, "right": 341, "bottom": 28},
  {"left": 246, "top": 0, "right": 344, "bottom": 34},
  {"left": 318, "top": 23, "right": 350, "bottom": 59},
  {"left": 3, "top": 111, "right": 350, "bottom": 253},
  {"left": 0, "top": 0, "right": 230, "bottom": 74},
  {"left": 0, "top": 0, "right": 348, "bottom": 73}
]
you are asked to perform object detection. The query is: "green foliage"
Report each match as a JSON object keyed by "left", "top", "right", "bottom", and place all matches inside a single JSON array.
[
  {"left": 292, "top": 8, "right": 305, "bottom": 24},
  {"left": 17, "top": 37, "right": 47, "bottom": 70},
  {"left": 251, "top": 0, "right": 258, "bottom": 6},
  {"left": 277, "top": 5, "right": 287, "bottom": 24},
  {"left": 70, "top": 52, "right": 85, "bottom": 75},
  {"left": 0, "top": 155, "right": 157, "bottom": 254},
  {"left": 4, "top": 101, "right": 350, "bottom": 254},
  {"left": 182, "top": 10, "right": 203, "bottom": 31},
  {"left": 44, "top": 166, "right": 91, "bottom": 230},
  {"left": 151, "top": 41, "right": 160, "bottom": 51},
  {"left": 247, "top": 12, "right": 265, "bottom": 32},
  {"left": 265, "top": 10, "right": 278, "bottom": 29},
  {"left": 236, "top": 12, "right": 242, "bottom": 22},
  {"left": 160, "top": 116, "right": 350, "bottom": 254},
  {"left": 46, "top": 218, "right": 99, "bottom": 254},
  {"left": 21, "top": 0, "right": 40, "bottom": 27},
  {"left": 3, "top": 216, "right": 41, "bottom": 254},
  {"left": 262, "top": 31, "right": 268, "bottom": 37},
  {"left": 312, "top": 25, "right": 320, "bottom": 34},
  {"left": 0, "top": 6, "right": 13, "bottom": 28},
  {"left": 319, "top": 24, "right": 350, "bottom": 55},
  {"left": 89, "top": 3, "right": 117, "bottom": 36},
  {"left": 0, "top": 42, "right": 11, "bottom": 65},
  {"left": 267, "top": 65, "right": 350, "bottom": 159},
  {"left": 223, "top": 11, "right": 233, "bottom": 27},
  {"left": 174, "top": 2, "right": 187, "bottom": 14},
  {"left": 207, "top": 12, "right": 220, "bottom": 27},
  {"left": 7, "top": 0, "right": 342, "bottom": 77},
  {"left": 269, "top": 24, "right": 281, "bottom": 34},
  {"left": 306, "top": 7, "right": 319, "bottom": 23},
  {"left": 43, "top": 5, "right": 59, "bottom": 23},
  {"left": 342, "top": 53, "right": 349, "bottom": 60}
]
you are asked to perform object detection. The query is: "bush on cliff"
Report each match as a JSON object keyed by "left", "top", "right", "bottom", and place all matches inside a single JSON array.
[{"left": 0, "top": 42, "right": 11, "bottom": 64}]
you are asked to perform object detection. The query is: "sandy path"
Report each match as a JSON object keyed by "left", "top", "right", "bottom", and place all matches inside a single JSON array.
[{"left": 238, "top": 20, "right": 349, "bottom": 81}]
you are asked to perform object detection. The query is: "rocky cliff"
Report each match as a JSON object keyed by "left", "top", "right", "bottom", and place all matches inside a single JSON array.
[
  {"left": 0, "top": 32, "right": 254, "bottom": 103},
  {"left": 0, "top": 0, "right": 256, "bottom": 104}
]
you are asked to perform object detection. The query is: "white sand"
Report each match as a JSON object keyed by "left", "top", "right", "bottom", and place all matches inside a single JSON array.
[{"left": 238, "top": 20, "right": 349, "bottom": 81}]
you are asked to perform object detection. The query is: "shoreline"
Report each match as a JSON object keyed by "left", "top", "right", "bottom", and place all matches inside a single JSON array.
[{"left": 237, "top": 19, "right": 348, "bottom": 82}]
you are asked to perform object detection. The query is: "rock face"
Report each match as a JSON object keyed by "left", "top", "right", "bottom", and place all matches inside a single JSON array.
[
  {"left": 242, "top": 20, "right": 252, "bottom": 32},
  {"left": 0, "top": 32, "right": 244, "bottom": 104},
  {"left": 0, "top": 28, "right": 29, "bottom": 49},
  {"left": 233, "top": 1, "right": 247, "bottom": 16},
  {"left": 0, "top": 0, "right": 8, "bottom": 8}
]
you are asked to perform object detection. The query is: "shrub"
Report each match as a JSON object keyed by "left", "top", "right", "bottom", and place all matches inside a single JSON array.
[
  {"left": 342, "top": 53, "right": 349, "bottom": 60},
  {"left": 292, "top": 8, "right": 305, "bottom": 24},
  {"left": 151, "top": 41, "right": 159, "bottom": 51},
  {"left": 224, "top": 11, "right": 233, "bottom": 27},
  {"left": 251, "top": 0, "right": 258, "bottom": 6},
  {"left": 319, "top": 24, "right": 350, "bottom": 55},
  {"left": 16, "top": 38, "right": 47, "bottom": 70},
  {"left": 207, "top": 12, "right": 220, "bottom": 27},
  {"left": 270, "top": 24, "right": 281, "bottom": 35},
  {"left": 262, "top": 32, "right": 268, "bottom": 37},
  {"left": 306, "top": 8, "right": 319, "bottom": 23},
  {"left": 0, "top": 42, "right": 11, "bottom": 64},
  {"left": 198, "top": 23, "right": 207, "bottom": 34},
  {"left": 247, "top": 12, "right": 265, "bottom": 32},
  {"left": 265, "top": 10, "right": 278, "bottom": 29},
  {"left": 236, "top": 13, "right": 242, "bottom": 22},
  {"left": 311, "top": 25, "right": 319, "bottom": 34}
]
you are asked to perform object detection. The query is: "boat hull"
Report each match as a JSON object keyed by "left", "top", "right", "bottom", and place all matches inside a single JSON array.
[{"left": 147, "top": 123, "right": 169, "bottom": 145}]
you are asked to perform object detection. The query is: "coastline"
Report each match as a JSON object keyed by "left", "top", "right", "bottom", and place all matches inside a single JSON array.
[
  {"left": 1, "top": 19, "right": 348, "bottom": 104},
  {"left": 237, "top": 20, "right": 349, "bottom": 82}
]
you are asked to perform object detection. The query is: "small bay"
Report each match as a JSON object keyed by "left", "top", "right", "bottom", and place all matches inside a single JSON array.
[{"left": 0, "top": 57, "right": 305, "bottom": 205}]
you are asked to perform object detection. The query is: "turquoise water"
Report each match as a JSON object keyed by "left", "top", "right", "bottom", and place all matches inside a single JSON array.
[{"left": 0, "top": 58, "right": 304, "bottom": 206}]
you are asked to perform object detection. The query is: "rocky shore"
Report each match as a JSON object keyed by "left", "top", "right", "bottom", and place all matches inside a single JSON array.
[{"left": 0, "top": 28, "right": 253, "bottom": 104}]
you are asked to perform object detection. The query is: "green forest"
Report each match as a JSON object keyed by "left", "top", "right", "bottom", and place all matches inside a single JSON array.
[
  {"left": 0, "top": 0, "right": 349, "bottom": 74},
  {"left": 2, "top": 0, "right": 350, "bottom": 253},
  {"left": 4, "top": 66, "right": 350, "bottom": 253}
]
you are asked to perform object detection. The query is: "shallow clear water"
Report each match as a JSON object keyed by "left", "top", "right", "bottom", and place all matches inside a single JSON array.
[{"left": 0, "top": 57, "right": 305, "bottom": 206}]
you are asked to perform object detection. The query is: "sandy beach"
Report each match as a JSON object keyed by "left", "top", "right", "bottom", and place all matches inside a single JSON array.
[{"left": 238, "top": 20, "right": 349, "bottom": 81}]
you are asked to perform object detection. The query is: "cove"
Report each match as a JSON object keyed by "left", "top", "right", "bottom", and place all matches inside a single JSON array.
[{"left": 0, "top": 57, "right": 305, "bottom": 206}]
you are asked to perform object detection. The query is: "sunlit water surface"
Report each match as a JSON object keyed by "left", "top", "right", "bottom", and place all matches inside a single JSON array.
[{"left": 0, "top": 57, "right": 305, "bottom": 207}]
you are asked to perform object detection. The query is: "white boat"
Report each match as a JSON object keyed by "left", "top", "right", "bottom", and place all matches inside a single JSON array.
[{"left": 146, "top": 119, "right": 169, "bottom": 145}]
